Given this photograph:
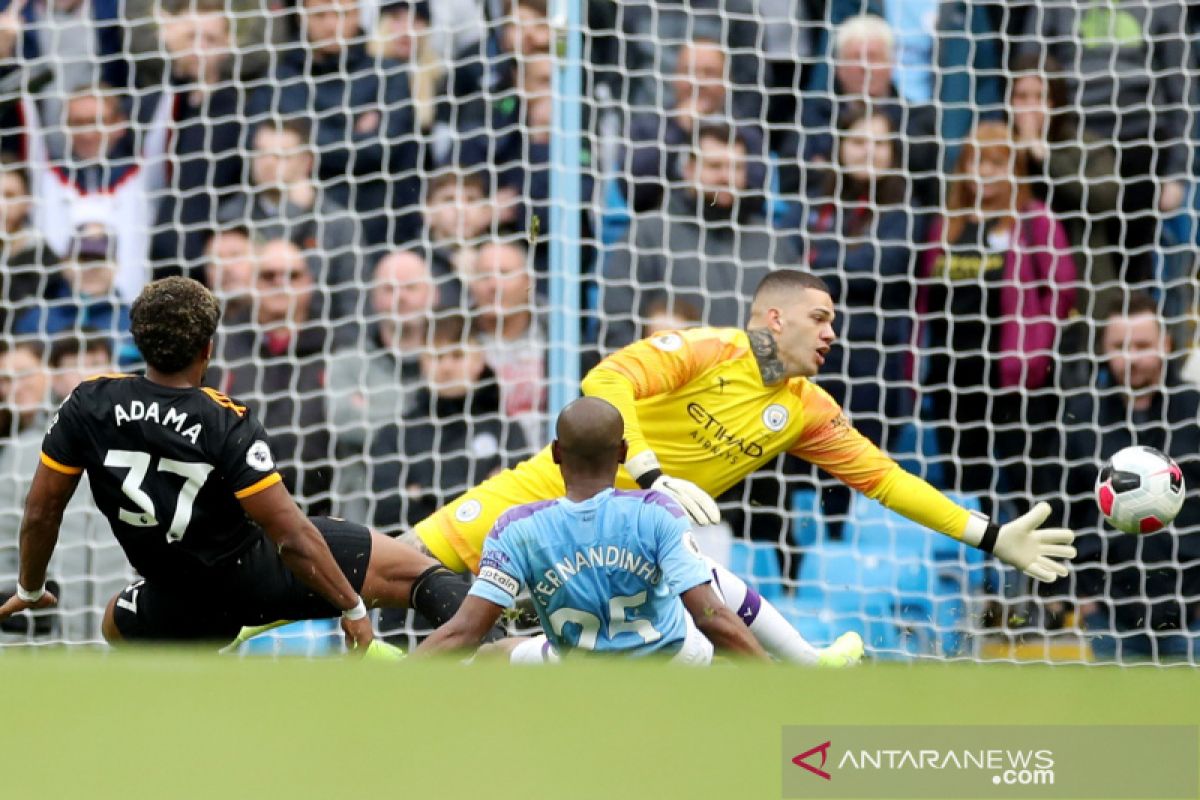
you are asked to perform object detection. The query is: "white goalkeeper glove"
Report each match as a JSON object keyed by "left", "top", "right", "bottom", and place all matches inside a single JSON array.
[
  {"left": 626, "top": 450, "right": 721, "bottom": 526},
  {"left": 962, "top": 502, "right": 1076, "bottom": 582},
  {"left": 649, "top": 474, "right": 721, "bottom": 526}
]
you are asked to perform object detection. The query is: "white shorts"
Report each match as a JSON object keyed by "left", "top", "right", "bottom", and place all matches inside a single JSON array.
[
  {"left": 507, "top": 615, "right": 713, "bottom": 666},
  {"left": 509, "top": 635, "right": 562, "bottom": 665},
  {"left": 672, "top": 613, "right": 715, "bottom": 666}
]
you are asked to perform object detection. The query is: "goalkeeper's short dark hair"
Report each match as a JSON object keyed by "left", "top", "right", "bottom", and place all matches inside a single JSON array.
[
  {"left": 131, "top": 277, "right": 221, "bottom": 374},
  {"left": 753, "top": 269, "right": 830, "bottom": 301}
]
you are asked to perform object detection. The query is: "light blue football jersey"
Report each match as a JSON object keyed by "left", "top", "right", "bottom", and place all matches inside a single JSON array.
[{"left": 470, "top": 488, "right": 711, "bottom": 656}]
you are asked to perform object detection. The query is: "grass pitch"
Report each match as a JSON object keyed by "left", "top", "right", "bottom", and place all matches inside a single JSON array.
[{"left": 4, "top": 651, "right": 1197, "bottom": 799}]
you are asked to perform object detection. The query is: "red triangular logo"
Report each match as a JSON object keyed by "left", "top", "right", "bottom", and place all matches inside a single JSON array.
[{"left": 792, "top": 740, "right": 832, "bottom": 781}]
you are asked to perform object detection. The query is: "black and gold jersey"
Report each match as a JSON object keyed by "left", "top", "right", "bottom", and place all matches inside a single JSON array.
[{"left": 40, "top": 375, "right": 282, "bottom": 582}]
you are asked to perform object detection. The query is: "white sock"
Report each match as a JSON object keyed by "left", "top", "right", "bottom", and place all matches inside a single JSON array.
[{"left": 705, "top": 556, "right": 820, "bottom": 665}]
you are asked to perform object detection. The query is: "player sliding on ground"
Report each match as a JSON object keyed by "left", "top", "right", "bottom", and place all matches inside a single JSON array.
[
  {"left": 0, "top": 277, "right": 469, "bottom": 654},
  {"left": 408, "top": 269, "right": 1077, "bottom": 663},
  {"left": 416, "top": 396, "right": 774, "bottom": 663}
]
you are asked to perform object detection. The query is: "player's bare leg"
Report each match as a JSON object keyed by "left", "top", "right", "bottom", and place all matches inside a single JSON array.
[
  {"left": 350, "top": 531, "right": 509, "bottom": 645},
  {"left": 358, "top": 531, "right": 438, "bottom": 608},
  {"left": 100, "top": 593, "right": 123, "bottom": 645}
]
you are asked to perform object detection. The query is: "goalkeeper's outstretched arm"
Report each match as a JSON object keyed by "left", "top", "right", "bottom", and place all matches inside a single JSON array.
[
  {"left": 865, "top": 466, "right": 1077, "bottom": 583},
  {"left": 790, "top": 389, "right": 1077, "bottom": 582}
]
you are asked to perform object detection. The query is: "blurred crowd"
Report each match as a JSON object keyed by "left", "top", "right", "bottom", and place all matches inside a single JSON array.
[{"left": 0, "top": 0, "right": 1199, "bottom": 660}]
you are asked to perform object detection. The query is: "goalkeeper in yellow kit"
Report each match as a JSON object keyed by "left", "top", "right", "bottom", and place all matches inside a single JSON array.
[{"left": 408, "top": 269, "right": 1076, "bottom": 663}]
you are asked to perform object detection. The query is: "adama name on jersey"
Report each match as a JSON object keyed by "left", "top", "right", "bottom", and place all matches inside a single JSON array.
[{"left": 113, "top": 400, "right": 203, "bottom": 444}]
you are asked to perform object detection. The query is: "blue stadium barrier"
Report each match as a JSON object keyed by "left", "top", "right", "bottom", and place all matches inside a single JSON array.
[
  {"left": 788, "top": 488, "right": 824, "bottom": 552},
  {"left": 838, "top": 491, "right": 988, "bottom": 656},
  {"left": 727, "top": 540, "right": 786, "bottom": 602},
  {"left": 796, "top": 541, "right": 915, "bottom": 656},
  {"left": 781, "top": 596, "right": 840, "bottom": 649},
  {"left": 241, "top": 619, "right": 340, "bottom": 657}
]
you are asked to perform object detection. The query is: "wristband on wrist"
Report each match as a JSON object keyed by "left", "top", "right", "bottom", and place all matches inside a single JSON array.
[
  {"left": 342, "top": 598, "right": 368, "bottom": 621},
  {"left": 16, "top": 582, "right": 45, "bottom": 603},
  {"left": 624, "top": 450, "right": 661, "bottom": 483},
  {"left": 635, "top": 469, "right": 663, "bottom": 490},
  {"left": 962, "top": 510, "right": 1001, "bottom": 554}
]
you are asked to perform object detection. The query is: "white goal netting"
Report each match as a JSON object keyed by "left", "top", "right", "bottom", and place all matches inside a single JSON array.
[{"left": 0, "top": 0, "right": 1198, "bottom": 664}]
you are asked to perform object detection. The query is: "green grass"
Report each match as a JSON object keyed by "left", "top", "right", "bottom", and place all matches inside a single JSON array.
[{"left": 4, "top": 652, "right": 1198, "bottom": 799}]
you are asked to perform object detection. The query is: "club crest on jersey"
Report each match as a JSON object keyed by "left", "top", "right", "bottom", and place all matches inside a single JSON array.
[
  {"left": 455, "top": 498, "right": 483, "bottom": 523},
  {"left": 762, "top": 404, "right": 789, "bottom": 432},
  {"left": 246, "top": 440, "right": 274, "bottom": 471},
  {"left": 651, "top": 333, "right": 683, "bottom": 352}
]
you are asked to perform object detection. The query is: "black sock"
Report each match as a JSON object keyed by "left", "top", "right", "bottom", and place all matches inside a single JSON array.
[{"left": 410, "top": 566, "right": 506, "bottom": 643}]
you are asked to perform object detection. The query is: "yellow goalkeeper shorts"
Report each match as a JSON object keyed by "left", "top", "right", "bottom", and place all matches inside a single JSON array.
[{"left": 413, "top": 447, "right": 566, "bottom": 574}]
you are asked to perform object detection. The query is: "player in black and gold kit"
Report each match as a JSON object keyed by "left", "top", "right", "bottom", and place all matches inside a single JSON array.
[{"left": 0, "top": 277, "right": 466, "bottom": 647}]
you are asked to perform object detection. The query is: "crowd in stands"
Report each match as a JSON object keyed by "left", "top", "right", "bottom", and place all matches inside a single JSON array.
[{"left": 0, "top": 0, "right": 1199, "bottom": 661}]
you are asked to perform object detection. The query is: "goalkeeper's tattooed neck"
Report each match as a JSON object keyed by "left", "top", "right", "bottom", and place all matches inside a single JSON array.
[{"left": 748, "top": 328, "right": 786, "bottom": 384}]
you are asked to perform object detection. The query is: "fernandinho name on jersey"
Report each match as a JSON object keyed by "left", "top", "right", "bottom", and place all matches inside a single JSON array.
[
  {"left": 113, "top": 400, "right": 203, "bottom": 444},
  {"left": 529, "top": 545, "right": 663, "bottom": 601}
]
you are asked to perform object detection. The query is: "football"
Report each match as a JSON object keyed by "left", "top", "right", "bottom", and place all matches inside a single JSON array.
[{"left": 1095, "top": 446, "right": 1186, "bottom": 534}]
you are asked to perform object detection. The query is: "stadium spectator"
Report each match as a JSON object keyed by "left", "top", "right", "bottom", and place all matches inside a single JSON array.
[
  {"left": 0, "top": 0, "right": 125, "bottom": 156},
  {"left": 208, "top": 238, "right": 334, "bottom": 514},
  {"left": 138, "top": 0, "right": 264, "bottom": 275},
  {"left": 887, "top": 1, "right": 1002, "bottom": 148},
  {"left": 458, "top": 53, "right": 594, "bottom": 245},
  {"left": 788, "top": 14, "right": 938, "bottom": 204},
  {"left": 798, "top": 3, "right": 1003, "bottom": 170},
  {"left": 422, "top": 169, "right": 490, "bottom": 299},
  {"left": 217, "top": 116, "right": 362, "bottom": 321},
  {"left": 435, "top": 0, "right": 553, "bottom": 164},
  {"left": 13, "top": 225, "right": 139, "bottom": 366},
  {"left": 0, "top": 158, "right": 58, "bottom": 336},
  {"left": 371, "top": 0, "right": 443, "bottom": 134},
  {"left": 47, "top": 333, "right": 113, "bottom": 403},
  {"left": 1016, "top": 1, "right": 1193, "bottom": 286},
  {"left": 203, "top": 224, "right": 256, "bottom": 318},
  {"left": 0, "top": 342, "right": 49, "bottom": 439},
  {"left": 641, "top": 296, "right": 702, "bottom": 338},
  {"left": 368, "top": 313, "right": 528, "bottom": 532},
  {"left": 0, "top": 340, "right": 124, "bottom": 642},
  {"left": 916, "top": 121, "right": 1076, "bottom": 509},
  {"left": 1039, "top": 293, "right": 1200, "bottom": 662},
  {"left": 465, "top": 239, "right": 547, "bottom": 448},
  {"left": 781, "top": 107, "right": 915, "bottom": 451},
  {"left": 1008, "top": 53, "right": 1122, "bottom": 328},
  {"left": 621, "top": 37, "right": 768, "bottom": 213},
  {"left": 248, "top": 0, "right": 420, "bottom": 248},
  {"left": 757, "top": 0, "right": 820, "bottom": 151},
  {"left": 600, "top": 122, "right": 799, "bottom": 351},
  {"left": 327, "top": 250, "right": 439, "bottom": 466},
  {"left": 619, "top": 0, "right": 768, "bottom": 125},
  {"left": 21, "top": 83, "right": 173, "bottom": 302}
]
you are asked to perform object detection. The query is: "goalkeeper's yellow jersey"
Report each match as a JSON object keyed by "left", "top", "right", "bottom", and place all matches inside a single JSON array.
[{"left": 414, "top": 327, "right": 972, "bottom": 573}]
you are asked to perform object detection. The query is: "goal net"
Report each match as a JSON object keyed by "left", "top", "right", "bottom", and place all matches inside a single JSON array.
[{"left": 0, "top": 0, "right": 1197, "bottom": 664}]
